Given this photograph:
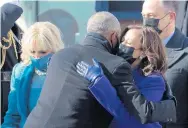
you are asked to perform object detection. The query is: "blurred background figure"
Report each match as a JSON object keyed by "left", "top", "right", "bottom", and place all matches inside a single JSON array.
[
  {"left": 0, "top": 0, "right": 19, "bottom": 7},
  {"left": 1, "top": 2, "right": 23, "bottom": 123},
  {"left": 38, "top": 9, "right": 78, "bottom": 47}
]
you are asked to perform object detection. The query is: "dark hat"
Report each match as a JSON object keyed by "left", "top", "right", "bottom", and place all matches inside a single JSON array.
[{"left": 0, "top": 3, "right": 23, "bottom": 39}]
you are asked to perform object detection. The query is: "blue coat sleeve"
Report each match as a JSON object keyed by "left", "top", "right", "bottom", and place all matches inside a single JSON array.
[
  {"left": 2, "top": 64, "right": 21, "bottom": 128},
  {"left": 88, "top": 76, "right": 122, "bottom": 116},
  {"left": 88, "top": 76, "right": 134, "bottom": 126}
]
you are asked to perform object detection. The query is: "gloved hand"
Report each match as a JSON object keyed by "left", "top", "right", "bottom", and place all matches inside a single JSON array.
[{"left": 76, "top": 58, "right": 104, "bottom": 83}]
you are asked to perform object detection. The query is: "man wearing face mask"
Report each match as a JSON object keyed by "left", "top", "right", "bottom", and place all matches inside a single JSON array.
[
  {"left": 142, "top": 0, "right": 188, "bottom": 128},
  {"left": 25, "top": 11, "right": 176, "bottom": 128}
]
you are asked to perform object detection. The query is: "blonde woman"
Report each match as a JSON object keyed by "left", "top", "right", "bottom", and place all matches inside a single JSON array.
[{"left": 2, "top": 22, "right": 63, "bottom": 128}]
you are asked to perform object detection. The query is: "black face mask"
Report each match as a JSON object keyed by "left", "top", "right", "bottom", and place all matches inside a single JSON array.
[
  {"left": 143, "top": 18, "right": 162, "bottom": 34},
  {"left": 117, "top": 43, "right": 136, "bottom": 64},
  {"left": 143, "top": 13, "right": 170, "bottom": 34}
]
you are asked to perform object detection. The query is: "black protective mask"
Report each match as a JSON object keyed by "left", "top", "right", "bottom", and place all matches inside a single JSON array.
[
  {"left": 143, "top": 13, "right": 170, "bottom": 34},
  {"left": 143, "top": 18, "right": 162, "bottom": 34},
  {"left": 117, "top": 43, "right": 136, "bottom": 64}
]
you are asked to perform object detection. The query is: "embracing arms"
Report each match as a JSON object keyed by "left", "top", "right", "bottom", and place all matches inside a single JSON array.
[{"left": 76, "top": 59, "right": 176, "bottom": 124}]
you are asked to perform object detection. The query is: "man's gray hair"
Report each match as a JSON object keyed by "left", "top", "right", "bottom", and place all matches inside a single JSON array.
[
  {"left": 87, "top": 11, "right": 121, "bottom": 37},
  {"left": 161, "top": 0, "right": 178, "bottom": 13}
]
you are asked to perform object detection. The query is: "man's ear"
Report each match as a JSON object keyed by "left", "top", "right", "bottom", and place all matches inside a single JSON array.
[
  {"left": 169, "top": 12, "right": 176, "bottom": 22},
  {"left": 111, "top": 32, "right": 118, "bottom": 48}
]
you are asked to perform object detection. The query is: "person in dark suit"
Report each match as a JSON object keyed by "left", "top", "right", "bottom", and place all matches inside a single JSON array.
[
  {"left": 142, "top": 0, "right": 188, "bottom": 127},
  {"left": 24, "top": 12, "right": 176, "bottom": 128}
]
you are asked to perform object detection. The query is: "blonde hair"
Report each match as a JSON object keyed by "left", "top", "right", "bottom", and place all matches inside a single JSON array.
[{"left": 21, "top": 22, "right": 64, "bottom": 65}]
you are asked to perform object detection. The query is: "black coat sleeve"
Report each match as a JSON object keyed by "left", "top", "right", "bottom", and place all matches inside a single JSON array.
[{"left": 111, "top": 61, "right": 176, "bottom": 124}]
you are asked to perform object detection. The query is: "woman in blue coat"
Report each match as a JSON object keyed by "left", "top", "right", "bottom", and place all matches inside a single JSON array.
[
  {"left": 76, "top": 26, "right": 167, "bottom": 128},
  {"left": 2, "top": 22, "right": 64, "bottom": 128}
]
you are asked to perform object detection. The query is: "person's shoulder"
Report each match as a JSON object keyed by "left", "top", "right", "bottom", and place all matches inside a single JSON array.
[
  {"left": 52, "top": 44, "right": 83, "bottom": 58},
  {"left": 174, "top": 28, "right": 188, "bottom": 48}
]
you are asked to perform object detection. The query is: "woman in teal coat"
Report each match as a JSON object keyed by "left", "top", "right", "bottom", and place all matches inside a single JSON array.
[{"left": 2, "top": 22, "right": 64, "bottom": 128}]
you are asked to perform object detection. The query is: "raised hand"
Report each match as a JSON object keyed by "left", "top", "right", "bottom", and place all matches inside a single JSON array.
[{"left": 76, "top": 58, "right": 103, "bottom": 83}]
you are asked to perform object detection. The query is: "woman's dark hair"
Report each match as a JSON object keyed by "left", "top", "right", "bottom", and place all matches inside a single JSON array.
[{"left": 120, "top": 25, "right": 167, "bottom": 75}]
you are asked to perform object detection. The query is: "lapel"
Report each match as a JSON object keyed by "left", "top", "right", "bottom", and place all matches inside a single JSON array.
[
  {"left": 167, "top": 50, "right": 185, "bottom": 68},
  {"left": 165, "top": 28, "right": 186, "bottom": 68},
  {"left": 17, "top": 64, "right": 34, "bottom": 118}
]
